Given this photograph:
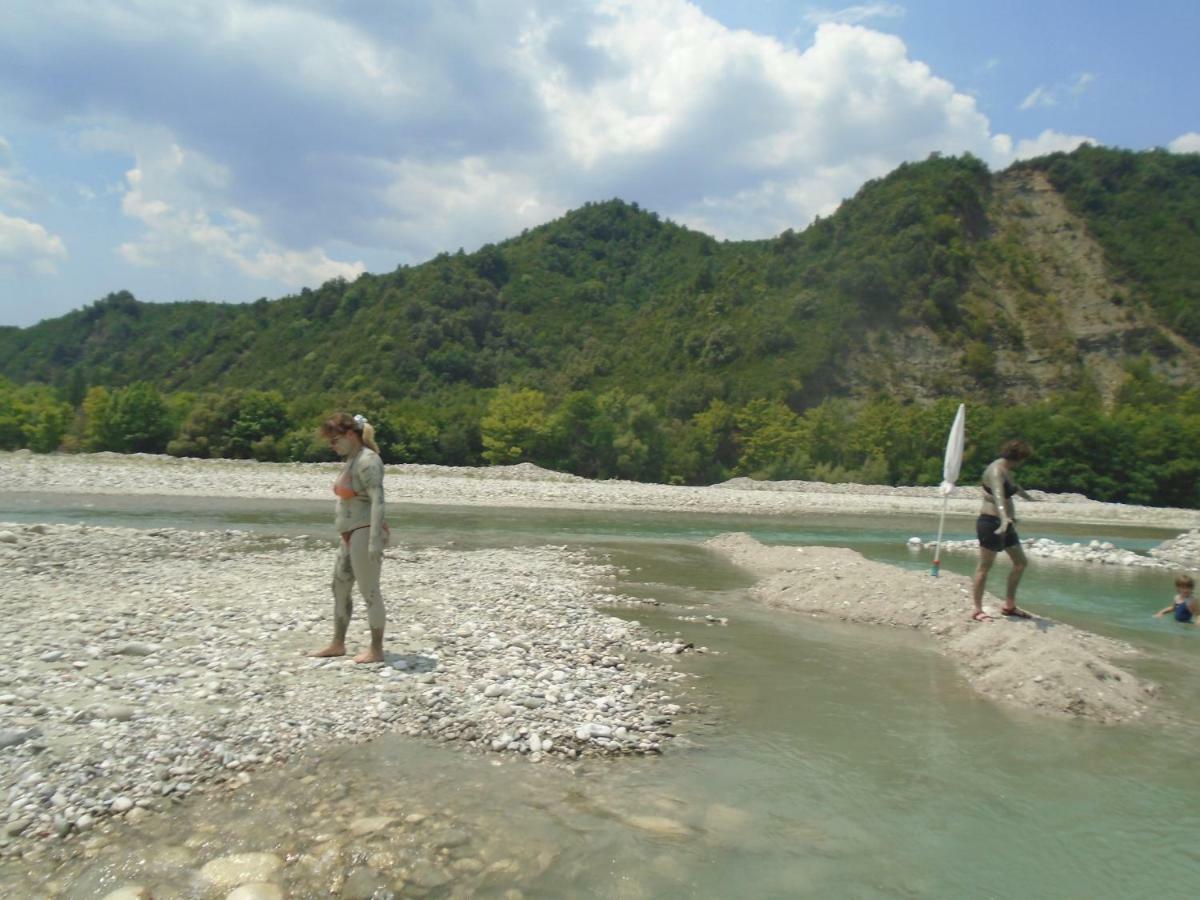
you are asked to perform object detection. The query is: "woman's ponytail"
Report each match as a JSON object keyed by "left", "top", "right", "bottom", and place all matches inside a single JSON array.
[{"left": 354, "top": 414, "right": 381, "bottom": 453}]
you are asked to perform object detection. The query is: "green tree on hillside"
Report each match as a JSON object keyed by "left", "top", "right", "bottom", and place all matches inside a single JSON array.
[{"left": 481, "top": 387, "right": 550, "bottom": 464}]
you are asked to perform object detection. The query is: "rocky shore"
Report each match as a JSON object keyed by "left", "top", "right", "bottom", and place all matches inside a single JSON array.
[
  {"left": 3, "top": 450, "right": 1200, "bottom": 529},
  {"left": 0, "top": 522, "right": 700, "bottom": 859},
  {"left": 914, "top": 531, "right": 1200, "bottom": 571}
]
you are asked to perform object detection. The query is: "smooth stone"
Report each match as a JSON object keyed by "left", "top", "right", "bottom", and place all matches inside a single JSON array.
[
  {"left": 341, "top": 867, "right": 388, "bottom": 898},
  {"left": 226, "top": 884, "right": 284, "bottom": 900},
  {"left": 348, "top": 816, "right": 394, "bottom": 836},
  {"left": 101, "top": 888, "right": 153, "bottom": 900},
  {"left": 199, "top": 852, "right": 284, "bottom": 888},
  {"left": 433, "top": 828, "right": 470, "bottom": 849},
  {"left": 0, "top": 728, "right": 39, "bottom": 749},
  {"left": 4, "top": 819, "right": 32, "bottom": 837},
  {"left": 0, "top": 531, "right": 17, "bottom": 543},
  {"left": 625, "top": 815, "right": 692, "bottom": 838},
  {"left": 93, "top": 705, "right": 136, "bottom": 722},
  {"left": 115, "top": 642, "right": 159, "bottom": 657},
  {"left": 407, "top": 860, "right": 453, "bottom": 890},
  {"left": 703, "top": 803, "right": 753, "bottom": 837}
]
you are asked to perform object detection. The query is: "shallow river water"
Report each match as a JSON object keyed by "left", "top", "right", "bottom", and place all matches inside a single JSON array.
[{"left": 2, "top": 494, "right": 1200, "bottom": 898}]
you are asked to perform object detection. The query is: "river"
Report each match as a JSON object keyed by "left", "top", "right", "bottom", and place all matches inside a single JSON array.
[{"left": 2, "top": 493, "right": 1198, "bottom": 898}]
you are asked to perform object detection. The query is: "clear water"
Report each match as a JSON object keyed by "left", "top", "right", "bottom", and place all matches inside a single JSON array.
[{"left": 2, "top": 493, "right": 1199, "bottom": 898}]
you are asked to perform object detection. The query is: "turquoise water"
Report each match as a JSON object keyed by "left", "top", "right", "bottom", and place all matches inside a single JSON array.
[{"left": 2, "top": 493, "right": 1199, "bottom": 897}]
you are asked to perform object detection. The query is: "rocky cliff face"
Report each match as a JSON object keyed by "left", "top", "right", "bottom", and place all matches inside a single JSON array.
[
  {"left": 848, "top": 168, "right": 1200, "bottom": 406},
  {"left": 985, "top": 169, "right": 1197, "bottom": 403}
]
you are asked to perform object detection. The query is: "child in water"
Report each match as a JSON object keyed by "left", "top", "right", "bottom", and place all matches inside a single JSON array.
[{"left": 1155, "top": 574, "right": 1198, "bottom": 624}]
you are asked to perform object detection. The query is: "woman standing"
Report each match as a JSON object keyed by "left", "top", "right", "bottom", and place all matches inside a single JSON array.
[
  {"left": 972, "top": 439, "right": 1037, "bottom": 622},
  {"left": 310, "top": 412, "right": 388, "bottom": 662}
]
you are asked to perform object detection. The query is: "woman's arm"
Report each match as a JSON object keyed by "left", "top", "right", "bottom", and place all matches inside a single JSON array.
[{"left": 360, "top": 454, "right": 386, "bottom": 562}]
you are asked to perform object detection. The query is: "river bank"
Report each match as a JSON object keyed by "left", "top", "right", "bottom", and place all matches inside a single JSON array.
[{"left": 4, "top": 450, "right": 1200, "bottom": 530}]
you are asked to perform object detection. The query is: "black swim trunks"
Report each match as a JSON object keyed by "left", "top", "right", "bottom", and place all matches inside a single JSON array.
[{"left": 976, "top": 514, "right": 1019, "bottom": 552}]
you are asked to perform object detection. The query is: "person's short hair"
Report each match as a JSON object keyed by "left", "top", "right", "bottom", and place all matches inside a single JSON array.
[
  {"left": 1176, "top": 573, "right": 1195, "bottom": 591},
  {"left": 999, "top": 439, "right": 1033, "bottom": 462}
]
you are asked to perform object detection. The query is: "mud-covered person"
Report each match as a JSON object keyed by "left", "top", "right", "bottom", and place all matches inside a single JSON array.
[
  {"left": 309, "top": 412, "right": 389, "bottom": 663},
  {"left": 972, "top": 439, "right": 1038, "bottom": 622}
]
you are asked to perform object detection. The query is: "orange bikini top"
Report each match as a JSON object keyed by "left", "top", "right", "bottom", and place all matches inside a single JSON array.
[{"left": 333, "top": 467, "right": 357, "bottom": 499}]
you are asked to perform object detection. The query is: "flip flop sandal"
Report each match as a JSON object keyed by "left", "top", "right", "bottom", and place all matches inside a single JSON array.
[
  {"left": 971, "top": 611, "right": 993, "bottom": 622},
  {"left": 1000, "top": 607, "right": 1032, "bottom": 619}
]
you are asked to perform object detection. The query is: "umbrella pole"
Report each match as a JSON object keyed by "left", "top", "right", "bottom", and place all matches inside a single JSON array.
[{"left": 931, "top": 495, "right": 948, "bottom": 576}]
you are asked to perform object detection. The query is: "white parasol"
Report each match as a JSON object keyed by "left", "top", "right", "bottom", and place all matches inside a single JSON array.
[{"left": 931, "top": 403, "right": 965, "bottom": 576}]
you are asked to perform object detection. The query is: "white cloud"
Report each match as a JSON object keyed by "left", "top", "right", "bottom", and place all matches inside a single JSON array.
[
  {"left": 0, "top": 210, "right": 67, "bottom": 274},
  {"left": 1019, "top": 86, "right": 1053, "bottom": 111},
  {"left": 1, "top": 0, "right": 1110, "bottom": 290},
  {"left": 378, "top": 156, "right": 561, "bottom": 254},
  {"left": 1010, "top": 129, "right": 1096, "bottom": 161},
  {"left": 102, "top": 126, "right": 363, "bottom": 286},
  {"left": 1168, "top": 132, "right": 1200, "bottom": 153},
  {"left": 803, "top": 4, "right": 906, "bottom": 26},
  {"left": 1019, "top": 72, "right": 1095, "bottom": 111},
  {"left": 511, "top": 8, "right": 1008, "bottom": 239},
  {"left": 1071, "top": 72, "right": 1095, "bottom": 94},
  {"left": 0, "top": 136, "right": 37, "bottom": 211}
]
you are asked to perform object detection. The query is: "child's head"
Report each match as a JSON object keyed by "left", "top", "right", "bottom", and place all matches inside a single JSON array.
[{"left": 1175, "top": 573, "right": 1195, "bottom": 595}]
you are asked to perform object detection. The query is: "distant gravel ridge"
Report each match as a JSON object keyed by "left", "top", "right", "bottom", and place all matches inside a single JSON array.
[{"left": 3, "top": 451, "right": 1198, "bottom": 529}]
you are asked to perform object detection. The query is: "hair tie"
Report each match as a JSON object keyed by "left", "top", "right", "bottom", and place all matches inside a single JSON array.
[{"left": 353, "top": 414, "right": 368, "bottom": 429}]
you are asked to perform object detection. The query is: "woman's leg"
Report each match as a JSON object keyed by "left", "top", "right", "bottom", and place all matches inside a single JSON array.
[
  {"left": 973, "top": 547, "right": 997, "bottom": 617},
  {"left": 1002, "top": 542, "right": 1029, "bottom": 610},
  {"left": 310, "top": 541, "right": 354, "bottom": 656},
  {"left": 348, "top": 527, "right": 386, "bottom": 663}
]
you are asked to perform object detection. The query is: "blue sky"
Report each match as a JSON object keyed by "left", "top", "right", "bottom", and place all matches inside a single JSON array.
[{"left": 1, "top": 1, "right": 1197, "bottom": 328}]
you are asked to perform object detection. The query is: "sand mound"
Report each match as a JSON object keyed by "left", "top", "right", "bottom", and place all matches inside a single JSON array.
[{"left": 705, "top": 533, "right": 1156, "bottom": 724}]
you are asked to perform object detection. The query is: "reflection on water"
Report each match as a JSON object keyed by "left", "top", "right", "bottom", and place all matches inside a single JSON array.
[{"left": 2, "top": 494, "right": 1199, "bottom": 897}]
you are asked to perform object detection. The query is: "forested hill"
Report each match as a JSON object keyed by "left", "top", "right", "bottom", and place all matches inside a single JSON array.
[{"left": 3, "top": 145, "right": 1200, "bottom": 505}]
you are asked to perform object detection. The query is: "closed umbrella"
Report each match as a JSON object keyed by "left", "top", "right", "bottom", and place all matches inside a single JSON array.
[{"left": 931, "top": 403, "right": 965, "bottom": 576}]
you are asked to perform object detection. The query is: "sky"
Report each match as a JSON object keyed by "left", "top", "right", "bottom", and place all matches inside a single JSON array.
[{"left": 1, "top": 0, "right": 1197, "bottom": 327}]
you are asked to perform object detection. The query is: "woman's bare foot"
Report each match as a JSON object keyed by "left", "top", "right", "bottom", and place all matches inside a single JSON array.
[
  {"left": 354, "top": 648, "right": 384, "bottom": 664},
  {"left": 309, "top": 643, "right": 347, "bottom": 658}
]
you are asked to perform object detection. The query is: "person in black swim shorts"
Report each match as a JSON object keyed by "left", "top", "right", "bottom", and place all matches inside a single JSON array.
[{"left": 971, "top": 439, "right": 1038, "bottom": 622}]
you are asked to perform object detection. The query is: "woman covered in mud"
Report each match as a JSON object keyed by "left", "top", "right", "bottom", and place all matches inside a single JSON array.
[
  {"left": 971, "top": 439, "right": 1037, "bottom": 622},
  {"left": 309, "top": 412, "right": 389, "bottom": 662}
]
